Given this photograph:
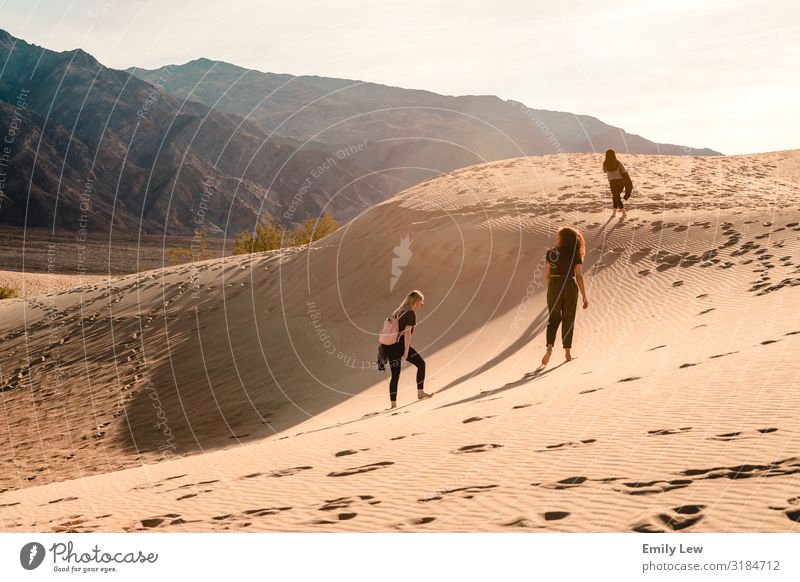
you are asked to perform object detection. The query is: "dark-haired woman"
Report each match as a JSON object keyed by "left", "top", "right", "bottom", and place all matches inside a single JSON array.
[
  {"left": 540, "top": 227, "right": 589, "bottom": 367},
  {"left": 603, "top": 149, "right": 630, "bottom": 220}
]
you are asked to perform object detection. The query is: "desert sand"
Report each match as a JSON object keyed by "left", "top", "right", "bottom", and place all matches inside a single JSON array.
[
  {"left": 0, "top": 151, "right": 798, "bottom": 532},
  {"left": 0, "top": 270, "right": 106, "bottom": 299}
]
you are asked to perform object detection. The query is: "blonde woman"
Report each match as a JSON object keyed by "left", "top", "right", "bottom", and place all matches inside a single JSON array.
[
  {"left": 386, "top": 290, "right": 433, "bottom": 408},
  {"left": 541, "top": 227, "right": 589, "bottom": 366}
]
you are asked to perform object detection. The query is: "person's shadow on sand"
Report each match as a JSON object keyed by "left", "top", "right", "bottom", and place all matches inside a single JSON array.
[{"left": 437, "top": 361, "right": 569, "bottom": 409}]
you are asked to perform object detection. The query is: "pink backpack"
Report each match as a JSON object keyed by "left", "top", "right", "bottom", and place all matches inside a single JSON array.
[{"left": 378, "top": 313, "right": 402, "bottom": 345}]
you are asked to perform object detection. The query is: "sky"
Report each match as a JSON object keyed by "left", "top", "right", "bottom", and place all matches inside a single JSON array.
[{"left": 2, "top": 0, "right": 798, "bottom": 154}]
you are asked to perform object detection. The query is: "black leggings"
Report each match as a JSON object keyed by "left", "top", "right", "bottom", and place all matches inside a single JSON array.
[
  {"left": 386, "top": 341, "right": 425, "bottom": 402},
  {"left": 609, "top": 178, "right": 631, "bottom": 209}
]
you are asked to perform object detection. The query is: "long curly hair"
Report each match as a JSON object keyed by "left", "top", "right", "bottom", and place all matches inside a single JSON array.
[
  {"left": 558, "top": 226, "right": 585, "bottom": 260},
  {"left": 602, "top": 149, "right": 619, "bottom": 172}
]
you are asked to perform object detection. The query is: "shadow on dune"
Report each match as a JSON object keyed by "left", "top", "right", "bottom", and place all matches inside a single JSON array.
[
  {"left": 436, "top": 307, "right": 550, "bottom": 394},
  {"left": 437, "top": 360, "right": 569, "bottom": 409}
]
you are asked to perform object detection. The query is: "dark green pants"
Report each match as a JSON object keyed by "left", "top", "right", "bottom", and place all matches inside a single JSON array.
[{"left": 546, "top": 277, "right": 578, "bottom": 348}]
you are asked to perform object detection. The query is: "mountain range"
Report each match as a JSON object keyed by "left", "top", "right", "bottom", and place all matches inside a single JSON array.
[{"left": 0, "top": 28, "right": 720, "bottom": 236}]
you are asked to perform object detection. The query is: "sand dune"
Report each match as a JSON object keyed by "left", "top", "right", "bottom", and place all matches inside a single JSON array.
[
  {"left": 0, "top": 270, "right": 106, "bottom": 298},
  {"left": 1, "top": 151, "right": 799, "bottom": 532}
]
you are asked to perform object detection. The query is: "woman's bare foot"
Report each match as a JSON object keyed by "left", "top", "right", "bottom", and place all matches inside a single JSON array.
[
  {"left": 565, "top": 349, "right": 574, "bottom": 361},
  {"left": 417, "top": 390, "right": 433, "bottom": 400},
  {"left": 541, "top": 346, "right": 553, "bottom": 367},
  {"left": 620, "top": 210, "right": 627, "bottom": 220},
  {"left": 390, "top": 401, "right": 397, "bottom": 409}
]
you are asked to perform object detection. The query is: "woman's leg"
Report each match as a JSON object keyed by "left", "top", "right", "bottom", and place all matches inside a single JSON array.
[
  {"left": 546, "top": 280, "right": 564, "bottom": 345},
  {"left": 543, "top": 280, "right": 563, "bottom": 366},
  {"left": 561, "top": 279, "right": 579, "bottom": 357},
  {"left": 610, "top": 180, "right": 624, "bottom": 211},
  {"left": 406, "top": 347, "right": 432, "bottom": 398},
  {"left": 388, "top": 345, "right": 402, "bottom": 405}
]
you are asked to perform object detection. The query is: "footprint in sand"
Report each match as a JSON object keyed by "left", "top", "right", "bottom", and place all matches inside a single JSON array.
[
  {"left": 544, "top": 511, "right": 571, "bottom": 521},
  {"left": 768, "top": 496, "right": 800, "bottom": 523},
  {"left": 270, "top": 466, "right": 313, "bottom": 478},
  {"left": 319, "top": 495, "right": 381, "bottom": 512},
  {"left": 618, "top": 376, "right": 641, "bottom": 383},
  {"left": 462, "top": 416, "right": 496, "bottom": 424},
  {"left": 402, "top": 516, "right": 436, "bottom": 526},
  {"left": 335, "top": 448, "right": 370, "bottom": 457},
  {"left": 140, "top": 514, "right": 186, "bottom": 529},
  {"left": 537, "top": 476, "right": 588, "bottom": 490},
  {"left": 328, "top": 462, "right": 394, "bottom": 477},
  {"left": 313, "top": 495, "right": 380, "bottom": 523},
  {"left": 129, "top": 474, "right": 188, "bottom": 492},
  {"left": 680, "top": 457, "right": 800, "bottom": 480},
  {"left": 709, "top": 351, "right": 739, "bottom": 359},
  {"left": 537, "top": 439, "right": 596, "bottom": 452},
  {"left": 614, "top": 479, "right": 693, "bottom": 496},
  {"left": 419, "top": 484, "right": 498, "bottom": 503},
  {"left": 630, "top": 248, "right": 652, "bottom": 263},
  {"left": 647, "top": 345, "right": 666, "bottom": 351},
  {"left": 579, "top": 387, "right": 603, "bottom": 395},
  {"left": 632, "top": 505, "right": 706, "bottom": 532},
  {"left": 648, "top": 427, "right": 692, "bottom": 436},
  {"left": 708, "top": 428, "right": 778, "bottom": 441},
  {"left": 44, "top": 496, "right": 79, "bottom": 505},
  {"left": 512, "top": 403, "right": 537, "bottom": 409},
  {"left": 164, "top": 480, "right": 219, "bottom": 495},
  {"left": 502, "top": 512, "right": 569, "bottom": 529},
  {"left": 240, "top": 472, "right": 264, "bottom": 479},
  {"left": 390, "top": 433, "right": 422, "bottom": 441},
  {"left": 503, "top": 518, "right": 545, "bottom": 529},
  {"left": 452, "top": 443, "right": 504, "bottom": 454},
  {"left": 210, "top": 506, "right": 292, "bottom": 529}
]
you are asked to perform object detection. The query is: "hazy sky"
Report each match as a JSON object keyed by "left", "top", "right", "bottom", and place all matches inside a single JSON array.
[{"left": 2, "top": 0, "right": 798, "bottom": 154}]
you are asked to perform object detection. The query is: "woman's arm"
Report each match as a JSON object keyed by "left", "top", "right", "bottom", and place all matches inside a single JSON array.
[
  {"left": 401, "top": 326, "right": 412, "bottom": 360},
  {"left": 575, "top": 264, "right": 589, "bottom": 308},
  {"left": 545, "top": 264, "right": 551, "bottom": 284}
]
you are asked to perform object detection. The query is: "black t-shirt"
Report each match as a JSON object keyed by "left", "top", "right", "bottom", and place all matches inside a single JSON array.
[
  {"left": 546, "top": 245, "right": 582, "bottom": 277},
  {"left": 397, "top": 310, "right": 416, "bottom": 336}
]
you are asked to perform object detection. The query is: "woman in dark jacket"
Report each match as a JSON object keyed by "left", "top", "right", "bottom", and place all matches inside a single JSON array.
[
  {"left": 603, "top": 149, "right": 631, "bottom": 220},
  {"left": 540, "top": 227, "right": 589, "bottom": 367}
]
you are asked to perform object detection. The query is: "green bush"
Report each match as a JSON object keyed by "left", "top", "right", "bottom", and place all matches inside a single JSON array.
[
  {"left": 0, "top": 286, "right": 18, "bottom": 300},
  {"left": 233, "top": 213, "right": 339, "bottom": 255},
  {"left": 169, "top": 230, "right": 215, "bottom": 265}
]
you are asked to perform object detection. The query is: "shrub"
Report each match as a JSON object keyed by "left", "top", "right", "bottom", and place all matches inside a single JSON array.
[
  {"left": 290, "top": 213, "right": 339, "bottom": 246},
  {"left": 0, "top": 286, "right": 18, "bottom": 300},
  {"left": 232, "top": 215, "right": 285, "bottom": 255},
  {"left": 233, "top": 213, "right": 339, "bottom": 256},
  {"left": 169, "top": 230, "right": 215, "bottom": 265}
]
